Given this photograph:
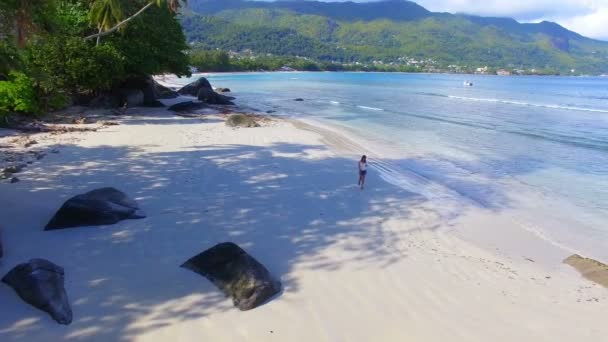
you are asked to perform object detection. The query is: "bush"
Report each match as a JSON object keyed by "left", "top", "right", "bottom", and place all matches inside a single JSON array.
[
  {"left": 24, "top": 36, "right": 125, "bottom": 96},
  {"left": 226, "top": 114, "right": 260, "bottom": 128},
  {"left": 0, "top": 41, "right": 21, "bottom": 78},
  {"left": 0, "top": 72, "right": 40, "bottom": 118}
]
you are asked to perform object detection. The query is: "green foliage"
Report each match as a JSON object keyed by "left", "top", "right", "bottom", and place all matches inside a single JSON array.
[
  {"left": 54, "top": 0, "right": 91, "bottom": 35},
  {"left": 190, "top": 49, "right": 231, "bottom": 71},
  {"left": 0, "top": 41, "right": 21, "bottom": 78},
  {"left": 0, "top": 72, "right": 40, "bottom": 118},
  {"left": 24, "top": 36, "right": 125, "bottom": 95},
  {"left": 90, "top": 0, "right": 124, "bottom": 31},
  {"left": 108, "top": 4, "right": 190, "bottom": 77}
]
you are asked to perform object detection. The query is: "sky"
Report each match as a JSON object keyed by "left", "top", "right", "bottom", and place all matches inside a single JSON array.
[
  {"left": 289, "top": 0, "right": 608, "bottom": 40},
  {"left": 412, "top": 0, "right": 608, "bottom": 40}
]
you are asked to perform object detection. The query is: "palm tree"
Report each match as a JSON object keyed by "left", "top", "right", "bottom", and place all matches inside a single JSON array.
[
  {"left": 89, "top": 0, "right": 124, "bottom": 45},
  {"left": 86, "top": 0, "right": 185, "bottom": 42}
]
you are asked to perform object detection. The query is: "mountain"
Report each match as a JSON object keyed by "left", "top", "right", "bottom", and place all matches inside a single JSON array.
[{"left": 181, "top": 0, "right": 608, "bottom": 74}]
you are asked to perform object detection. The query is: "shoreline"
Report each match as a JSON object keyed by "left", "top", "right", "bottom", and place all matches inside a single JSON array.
[{"left": 1, "top": 103, "right": 607, "bottom": 341}]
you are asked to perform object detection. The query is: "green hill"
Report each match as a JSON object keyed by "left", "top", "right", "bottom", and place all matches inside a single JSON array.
[{"left": 181, "top": 0, "right": 608, "bottom": 74}]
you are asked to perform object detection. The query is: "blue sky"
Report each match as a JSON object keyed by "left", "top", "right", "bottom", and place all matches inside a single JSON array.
[{"left": 285, "top": 0, "right": 608, "bottom": 40}]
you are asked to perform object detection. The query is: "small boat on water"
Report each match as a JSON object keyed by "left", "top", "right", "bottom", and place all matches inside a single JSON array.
[{"left": 463, "top": 80, "right": 474, "bottom": 87}]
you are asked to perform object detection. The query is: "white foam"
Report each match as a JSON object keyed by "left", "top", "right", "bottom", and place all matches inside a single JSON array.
[
  {"left": 447, "top": 95, "right": 608, "bottom": 113},
  {"left": 357, "top": 105, "right": 384, "bottom": 111}
]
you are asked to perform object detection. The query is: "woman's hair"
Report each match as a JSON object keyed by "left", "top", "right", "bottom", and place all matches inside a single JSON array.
[{"left": 360, "top": 155, "right": 367, "bottom": 162}]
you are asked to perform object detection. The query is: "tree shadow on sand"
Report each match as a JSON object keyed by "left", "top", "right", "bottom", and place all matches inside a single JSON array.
[{"left": 0, "top": 126, "right": 538, "bottom": 340}]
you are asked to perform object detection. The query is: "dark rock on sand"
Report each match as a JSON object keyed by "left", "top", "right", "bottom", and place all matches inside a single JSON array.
[
  {"left": 45, "top": 187, "right": 145, "bottom": 230},
  {"left": 226, "top": 114, "right": 260, "bottom": 128},
  {"left": 197, "top": 88, "right": 235, "bottom": 105},
  {"left": 178, "top": 77, "right": 213, "bottom": 96},
  {"left": 2, "top": 259, "right": 72, "bottom": 324},
  {"left": 10, "top": 177, "right": 19, "bottom": 183},
  {"left": 119, "top": 89, "right": 144, "bottom": 108},
  {"left": 294, "top": 98, "right": 304, "bottom": 101},
  {"left": 142, "top": 100, "right": 165, "bottom": 108},
  {"left": 156, "top": 82, "right": 179, "bottom": 99},
  {"left": 181, "top": 242, "right": 281, "bottom": 311},
  {"left": 89, "top": 93, "right": 121, "bottom": 109},
  {"left": 167, "top": 101, "right": 207, "bottom": 112}
]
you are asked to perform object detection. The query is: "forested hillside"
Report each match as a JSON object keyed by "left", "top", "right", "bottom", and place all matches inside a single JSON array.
[{"left": 182, "top": 0, "right": 608, "bottom": 74}]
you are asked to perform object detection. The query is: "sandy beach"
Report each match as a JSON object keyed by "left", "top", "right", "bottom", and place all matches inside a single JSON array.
[{"left": 0, "top": 104, "right": 607, "bottom": 342}]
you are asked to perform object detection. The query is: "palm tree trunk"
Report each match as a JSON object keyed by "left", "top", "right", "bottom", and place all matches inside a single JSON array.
[
  {"left": 85, "top": 1, "right": 154, "bottom": 41},
  {"left": 96, "top": 25, "right": 102, "bottom": 46}
]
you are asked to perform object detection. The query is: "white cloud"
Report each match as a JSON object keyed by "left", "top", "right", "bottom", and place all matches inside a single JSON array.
[
  {"left": 320, "top": 0, "right": 608, "bottom": 40},
  {"left": 558, "top": 7, "right": 608, "bottom": 40}
]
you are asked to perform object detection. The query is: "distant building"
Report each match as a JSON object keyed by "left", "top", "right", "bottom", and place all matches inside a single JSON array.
[{"left": 496, "top": 69, "right": 511, "bottom": 76}]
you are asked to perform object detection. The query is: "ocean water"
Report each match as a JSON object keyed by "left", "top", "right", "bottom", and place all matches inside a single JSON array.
[{"left": 167, "top": 72, "right": 608, "bottom": 258}]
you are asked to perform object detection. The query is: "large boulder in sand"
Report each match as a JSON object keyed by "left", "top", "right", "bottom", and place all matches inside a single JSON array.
[
  {"left": 155, "top": 82, "right": 179, "bottom": 99},
  {"left": 197, "top": 88, "right": 235, "bottom": 105},
  {"left": 167, "top": 101, "right": 207, "bottom": 112},
  {"left": 45, "top": 187, "right": 145, "bottom": 230},
  {"left": 2, "top": 259, "right": 72, "bottom": 325},
  {"left": 226, "top": 114, "right": 260, "bottom": 128},
  {"left": 181, "top": 242, "right": 281, "bottom": 311},
  {"left": 178, "top": 77, "right": 213, "bottom": 96}
]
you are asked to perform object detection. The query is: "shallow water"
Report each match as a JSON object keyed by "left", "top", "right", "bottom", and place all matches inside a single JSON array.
[{"left": 167, "top": 72, "right": 608, "bottom": 258}]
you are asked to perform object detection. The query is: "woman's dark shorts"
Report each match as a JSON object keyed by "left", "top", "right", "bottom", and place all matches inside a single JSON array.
[{"left": 360, "top": 170, "right": 367, "bottom": 176}]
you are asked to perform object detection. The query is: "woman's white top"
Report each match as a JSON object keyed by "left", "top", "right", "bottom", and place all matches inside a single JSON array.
[{"left": 359, "top": 161, "right": 367, "bottom": 171}]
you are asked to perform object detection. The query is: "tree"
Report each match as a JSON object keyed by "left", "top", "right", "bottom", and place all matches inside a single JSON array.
[
  {"left": 106, "top": 4, "right": 190, "bottom": 77},
  {"left": 86, "top": 0, "right": 186, "bottom": 42},
  {"left": 0, "top": 0, "right": 57, "bottom": 47},
  {"left": 89, "top": 0, "right": 123, "bottom": 45}
]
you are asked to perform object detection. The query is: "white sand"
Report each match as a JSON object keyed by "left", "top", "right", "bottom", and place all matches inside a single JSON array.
[{"left": 0, "top": 108, "right": 607, "bottom": 341}]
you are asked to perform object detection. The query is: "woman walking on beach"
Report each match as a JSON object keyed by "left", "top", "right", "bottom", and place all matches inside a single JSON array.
[{"left": 358, "top": 155, "right": 368, "bottom": 190}]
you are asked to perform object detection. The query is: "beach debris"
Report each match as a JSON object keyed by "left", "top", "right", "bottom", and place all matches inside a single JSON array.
[
  {"left": 225, "top": 114, "right": 260, "bottom": 128},
  {"left": 2, "top": 258, "right": 73, "bottom": 325},
  {"left": 178, "top": 77, "right": 213, "bottom": 96},
  {"left": 181, "top": 242, "right": 282, "bottom": 311},
  {"left": 98, "top": 120, "right": 120, "bottom": 126},
  {"left": 197, "top": 88, "right": 235, "bottom": 105},
  {"left": 266, "top": 110, "right": 276, "bottom": 114},
  {"left": 13, "top": 121, "right": 98, "bottom": 133},
  {"left": 10, "top": 177, "right": 19, "bottom": 183},
  {"left": 71, "top": 117, "right": 89, "bottom": 124},
  {"left": 564, "top": 254, "right": 608, "bottom": 288},
  {"left": 23, "top": 139, "right": 38, "bottom": 148},
  {"left": 167, "top": 101, "right": 207, "bottom": 112},
  {"left": 45, "top": 187, "right": 146, "bottom": 230},
  {"left": 294, "top": 98, "right": 304, "bottom": 101},
  {"left": 1, "top": 164, "right": 26, "bottom": 179}
]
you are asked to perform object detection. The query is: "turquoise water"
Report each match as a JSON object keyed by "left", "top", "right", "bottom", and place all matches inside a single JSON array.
[{"left": 169, "top": 72, "right": 608, "bottom": 257}]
